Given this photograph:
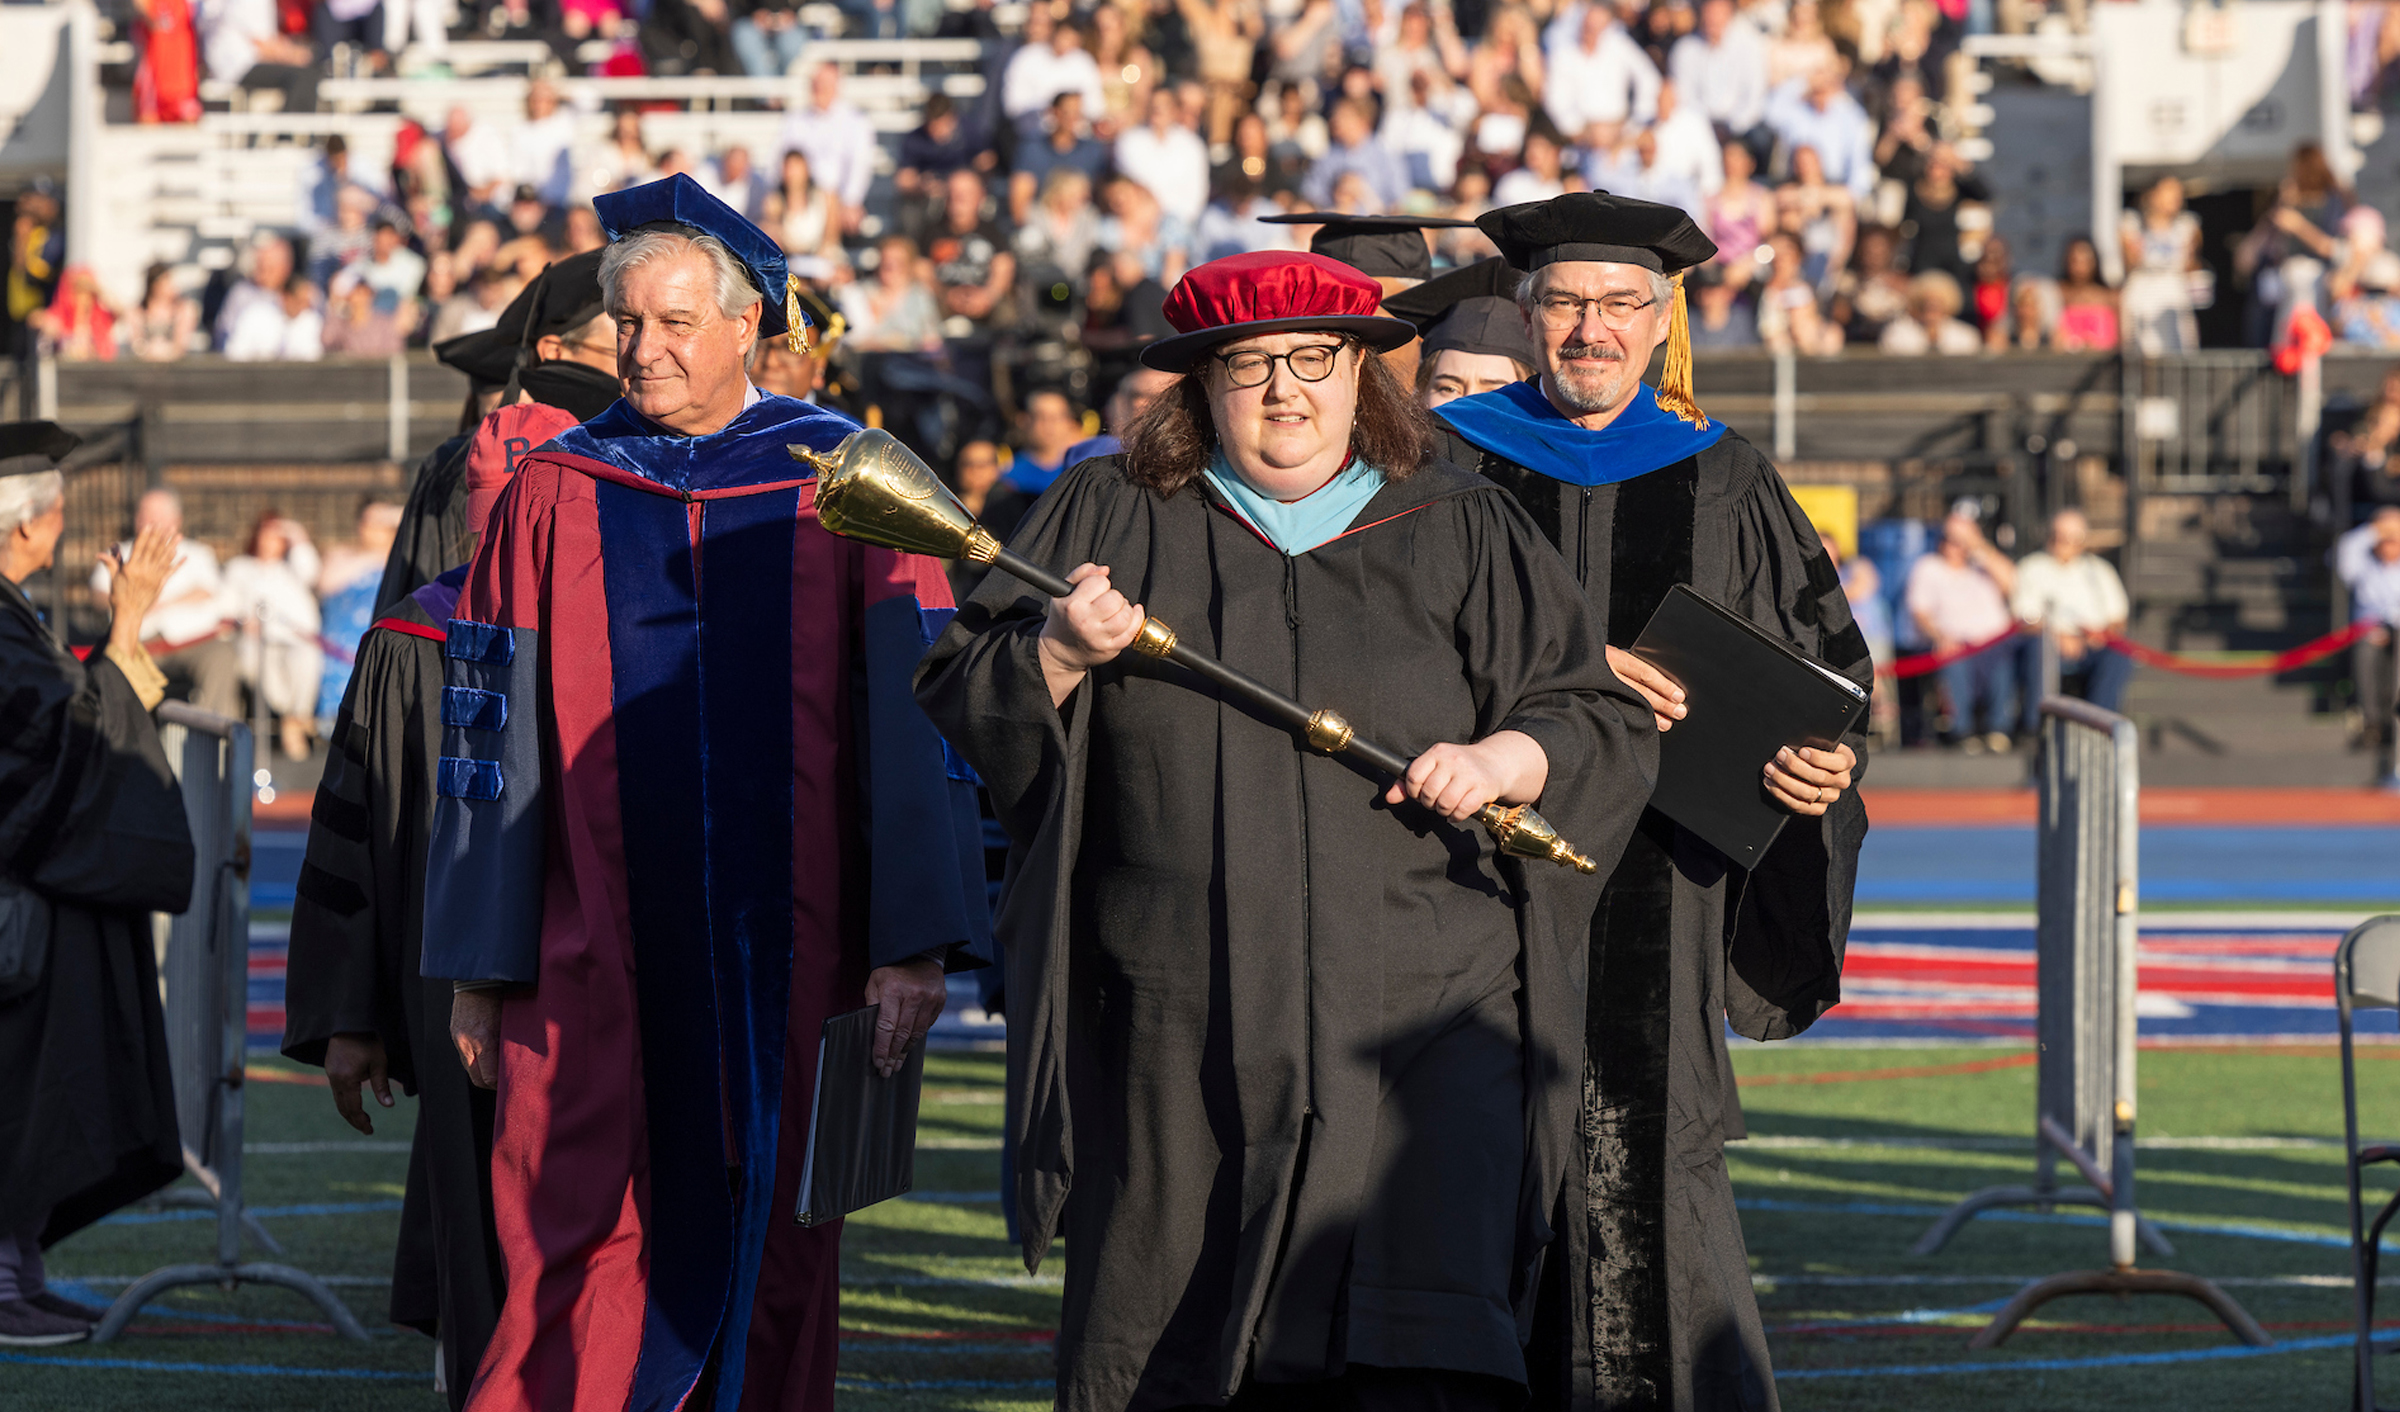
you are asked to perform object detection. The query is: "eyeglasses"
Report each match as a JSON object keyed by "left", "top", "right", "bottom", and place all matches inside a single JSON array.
[
  {"left": 1534, "top": 293, "right": 1658, "bottom": 332},
  {"left": 1210, "top": 342, "right": 1348, "bottom": 389}
]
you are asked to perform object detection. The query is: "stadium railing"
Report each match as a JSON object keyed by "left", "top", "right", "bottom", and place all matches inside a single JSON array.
[
  {"left": 1910, "top": 697, "right": 2269, "bottom": 1348},
  {"left": 2335, "top": 914, "right": 2400, "bottom": 1411},
  {"left": 90, "top": 704, "right": 368, "bottom": 1345}
]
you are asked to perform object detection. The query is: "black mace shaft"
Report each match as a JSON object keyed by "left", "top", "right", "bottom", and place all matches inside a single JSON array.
[{"left": 988, "top": 546, "right": 1594, "bottom": 873}]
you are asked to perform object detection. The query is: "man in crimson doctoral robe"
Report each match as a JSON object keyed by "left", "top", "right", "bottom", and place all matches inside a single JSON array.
[
  {"left": 281, "top": 247, "right": 622, "bottom": 1404},
  {"left": 420, "top": 173, "right": 988, "bottom": 1412}
]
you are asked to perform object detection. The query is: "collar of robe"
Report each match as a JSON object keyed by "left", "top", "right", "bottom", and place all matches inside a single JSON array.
[
  {"left": 1433, "top": 378, "right": 1725, "bottom": 487},
  {"left": 1202, "top": 448, "right": 1388, "bottom": 556},
  {"left": 546, "top": 388, "right": 860, "bottom": 496}
]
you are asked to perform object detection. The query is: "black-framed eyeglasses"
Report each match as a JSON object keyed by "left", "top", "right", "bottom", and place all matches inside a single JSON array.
[
  {"left": 1534, "top": 293, "right": 1658, "bottom": 331},
  {"left": 1209, "top": 342, "right": 1349, "bottom": 389}
]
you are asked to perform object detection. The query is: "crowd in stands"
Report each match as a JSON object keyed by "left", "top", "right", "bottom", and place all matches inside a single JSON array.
[
  {"left": 14, "top": 0, "right": 2400, "bottom": 374},
  {"left": 88, "top": 487, "right": 404, "bottom": 762}
]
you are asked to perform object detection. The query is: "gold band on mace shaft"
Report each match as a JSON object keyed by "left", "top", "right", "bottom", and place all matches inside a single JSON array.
[{"left": 801, "top": 428, "right": 1599, "bottom": 873}]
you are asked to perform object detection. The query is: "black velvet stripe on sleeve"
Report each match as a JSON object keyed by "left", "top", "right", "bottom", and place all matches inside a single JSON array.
[
  {"left": 309, "top": 784, "right": 373, "bottom": 845},
  {"left": 296, "top": 859, "right": 371, "bottom": 917}
]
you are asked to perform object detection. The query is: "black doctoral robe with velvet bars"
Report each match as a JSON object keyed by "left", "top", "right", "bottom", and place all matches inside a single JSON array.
[
  {"left": 0, "top": 577, "right": 191, "bottom": 1247},
  {"left": 282, "top": 568, "right": 500, "bottom": 1407},
  {"left": 1432, "top": 391, "right": 1870, "bottom": 1412},
  {"left": 917, "top": 455, "right": 1656, "bottom": 1411}
]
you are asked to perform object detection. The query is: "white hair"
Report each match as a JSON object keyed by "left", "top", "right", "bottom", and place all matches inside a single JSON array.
[
  {"left": 1518, "top": 263, "right": 1676, "bottom": 319},
  {"left": 599, "top": 228, "right": 762, "bottom": 326},
  {"left": 0, "top": 471, "right": 64, "bottom": 536}
]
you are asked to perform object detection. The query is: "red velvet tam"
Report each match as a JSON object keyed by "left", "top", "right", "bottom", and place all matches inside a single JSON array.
[{"left": 1140, "top": 251, "right": 1421, "bottom": 374}]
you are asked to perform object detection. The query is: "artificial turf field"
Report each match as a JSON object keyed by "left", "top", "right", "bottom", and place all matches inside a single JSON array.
[{"left": 20, "top": 1036, "right": 2400, "bottom": 1411}]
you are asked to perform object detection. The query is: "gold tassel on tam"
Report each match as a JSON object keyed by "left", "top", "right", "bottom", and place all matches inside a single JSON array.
[
  {"left": 1653, "top": 271, "right": 1709, "bottom": 430},
  {"left": 786, "top": 273, "right": 811, "bottom": 354}
]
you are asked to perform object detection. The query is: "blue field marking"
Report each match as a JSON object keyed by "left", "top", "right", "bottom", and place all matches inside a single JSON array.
[
  {"left": 100, "top": 1200, "right": 403, "bottom": 1227},
  {"left": 1779, "top": 1331, "right": 2357, "bottom": 1379},
  {"left": 0, "top": 1351, "right": 419, "bottom": 1379},
  {"left": 1859, "top": 826, "right": 2400, "bottom": 906}
]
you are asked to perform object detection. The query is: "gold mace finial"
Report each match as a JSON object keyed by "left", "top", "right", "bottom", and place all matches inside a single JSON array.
[{"left": 792, "top": 427, "right": 1000, "bottom": 563}]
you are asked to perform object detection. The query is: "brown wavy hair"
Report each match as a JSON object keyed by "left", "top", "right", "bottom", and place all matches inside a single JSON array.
[{"left": 1119, "top": 338, "right": 1436, "bottom": 496}]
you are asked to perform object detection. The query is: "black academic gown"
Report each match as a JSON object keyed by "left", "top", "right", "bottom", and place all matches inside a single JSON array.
[
  {"left": 917, "top": 456, "right": 1655, "bottom": 1412},
  {"left": 282, "top": 575, "right": 500, "bottom": 1403},
  {"left": 375, "top": 433, "right": 472, "bottom": 613},
  {"left": 1431, "top": 412, "right": 1870, "bottom": 1412},
  {"left": 0, "top": 578, "right": 191, "bottom": 1246}
]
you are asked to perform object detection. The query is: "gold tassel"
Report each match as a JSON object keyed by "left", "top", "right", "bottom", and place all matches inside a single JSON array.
[
  {"left": 786, "top": 274, "right": 810, "bottom": 355},
  {"left": 1653, "top": 271, "right": 1709, "bottom": 430}
]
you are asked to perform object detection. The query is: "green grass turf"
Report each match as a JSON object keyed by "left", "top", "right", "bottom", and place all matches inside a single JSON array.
[{"left": 24, "top": 1045, "right": 2400, "bottom": 1410}]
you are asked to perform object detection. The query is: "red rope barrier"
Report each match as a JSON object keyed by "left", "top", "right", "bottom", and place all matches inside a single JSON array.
[
  {"left": 2096, "top": 623, "right": 2376, "bottom": 678},
  {"left": 1882, "top": 622, "right": 2377, "bottom": 681},
  {"left": 1886, "top": 627, "right": 2024, "bottom": 679}
]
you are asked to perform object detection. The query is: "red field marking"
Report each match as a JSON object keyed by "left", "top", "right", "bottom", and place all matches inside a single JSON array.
[
  {"left": 1736, "top": 1053, "right": 2038, "bottom": 1087},
  {"left": 1857, "top": 786, "right": 2400, "bottom": 827},
  {"left": 244, "top": 1067, "right": 323, "bottom": 1086}
]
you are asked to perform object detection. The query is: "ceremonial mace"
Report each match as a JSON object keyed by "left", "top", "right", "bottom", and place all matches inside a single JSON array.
[{"left": 790, "top": 429, "right": 1597, "bottom": 873}]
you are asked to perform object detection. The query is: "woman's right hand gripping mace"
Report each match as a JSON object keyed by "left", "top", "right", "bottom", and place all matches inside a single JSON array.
[{"left": 797, "top": 428, "right": 1598, "bottom": 874}]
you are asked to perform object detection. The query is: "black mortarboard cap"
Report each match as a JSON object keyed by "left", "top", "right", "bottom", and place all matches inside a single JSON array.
[
  {"left": 1381, "top": 260, "right": 1536, "bottom": 366},
  {"left": 1477, "top": 192, "right": 1718, "bottom": 274},
  {"left": 524, "top": 249, "right": 607, "bottom": 343},
  {"left": 1257, "top": 212, "right": 1478, "bottom": 283},
  {"left": 435, "top": 275, "right": 543, "bottom": 385},
  {"left": 0, "top": 421, "right": 82, "bottom": 473},
  {"left": 594, "top": 173, "right": 794, "bottom": 338}
]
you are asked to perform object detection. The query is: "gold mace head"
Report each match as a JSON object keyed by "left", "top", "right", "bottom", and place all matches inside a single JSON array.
[{"left": 792, "top": 427, "right": 1000, "bottom": 563}]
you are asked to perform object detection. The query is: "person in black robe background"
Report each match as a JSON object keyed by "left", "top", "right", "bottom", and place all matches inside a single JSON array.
[
  {"left": 374, "top": 252, "right": 623, "bottom": 612},
  {"left": 0, "top": 423, "right": 193, "bottom": 1345},
  {"left": 1429, "top": 195, "right": 1869, "bottom": 1412},
  {"left": 919, "top": 252, "right": 1656, "bottom": 1411},
  {"left": 280, "top": 255, "right": 619, "bottom": 1401}
]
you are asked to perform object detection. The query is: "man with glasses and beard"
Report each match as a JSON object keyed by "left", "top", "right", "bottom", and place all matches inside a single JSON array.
[{"left": 1427, "top": 192, "right": 1870, "bottom": 1412}]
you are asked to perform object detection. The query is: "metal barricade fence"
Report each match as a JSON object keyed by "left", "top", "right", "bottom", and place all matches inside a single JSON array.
[
  {"left": 91, "top": 704, "right": 366, "bottom": 1344},
  {"left": 1911, "top": 698, "right": 2267, "bottom": 1348}
]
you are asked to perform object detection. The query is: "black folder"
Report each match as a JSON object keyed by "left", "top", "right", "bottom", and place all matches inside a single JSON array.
[
  {"left": 1626, "top": 585, "right": 1868, "bottom": 868},
  {"left": 793, "top": 1005, "right": 925, "bottom": 1226}
]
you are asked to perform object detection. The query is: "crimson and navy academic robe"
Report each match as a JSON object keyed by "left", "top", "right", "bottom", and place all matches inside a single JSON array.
[{"left": 420, "top": 393, "right": 988, "bottom": 1412}]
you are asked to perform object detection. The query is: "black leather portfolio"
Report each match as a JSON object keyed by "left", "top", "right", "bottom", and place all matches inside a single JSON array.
[
  {"left": 793, "top": 1005, "right": 925, "bottom": 1227},
  {"left": 1627, "top": 584, "right": 1869, "bottom": 868}
]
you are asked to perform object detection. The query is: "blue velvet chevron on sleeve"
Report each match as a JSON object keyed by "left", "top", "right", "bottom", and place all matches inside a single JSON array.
[{"left": 421, "top": 618, "right": 547, "bottom": 982}]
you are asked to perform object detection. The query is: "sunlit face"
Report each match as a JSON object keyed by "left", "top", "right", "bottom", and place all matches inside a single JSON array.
[
  {"left": 1422, "top": 349, "right": 1524, "bottom": 408},
  {"left": 1205, "top": 331, "right": 1363, "bottom": 500},
  {"left": 1529, "top": 262, "right": 1669, "bottom": 422},
  {"left": 613, "top": 248, "right": 760, "bottom": 435}
]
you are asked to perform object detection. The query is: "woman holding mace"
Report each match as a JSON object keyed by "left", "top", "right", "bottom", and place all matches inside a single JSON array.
[{"left": 918, "top": 250, "right": 1657, "bottom": 1410}]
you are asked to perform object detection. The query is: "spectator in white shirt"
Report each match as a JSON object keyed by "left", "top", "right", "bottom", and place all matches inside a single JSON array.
[
  {"left": 214, "top": 233, "right": 296, "bottom": 350},
  {"left": 1880, "top": 271, "right": 1982, "bottom": 355},
  {"left": 2011, "top": 508, "right": 2132, "bottom": 722},
  {"left": 1000, "top": 7, "right": 1105, "bottom": 134},
  {"left": 199, "top": 0, "right": 319, "bottom": 113},
  {"left": 445, "top": 106, "right": 514, "bottom": 215},
  {"left": 2343, "top": 508, "right": 2400, "bottom": 783},
  {"left": 1380, "top": 70, "right": 1468, "bottom": 193},
  {"left": 702, "top": 145, "right": 768, "bottom": 221},
  {"left": 776, "top": 63, "right": 879, "bottom": 234},
  {"left": 1669, "top": 0, "right": 1769, "bottom": 140},
  {"left": 92, "top": 489, "right": 241, "bottom": 717},
  {"left": 510, "top": 79, "right": 581, "bottom": 209},
  {"left": 1493, "top": 129, "right": 1569, "bottom": 207},
  {"left": 352, "top": 216, "right": 428, "bottom": 301},
  {"left": 1113, "top": 89, "right": 1212, "bottom": 227},
  {"left": 1764, "top": 61, "right": 1878, "bottom": 200},
  {"left": 1906, "top": 510, "right": 2021, "bottom": 750},
  {"left": 1649, "top": 80, "right": 1726, "bottom": 198},
  {"left": 1544, "top": 5, "right": 1660, "bottom": 143}
]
